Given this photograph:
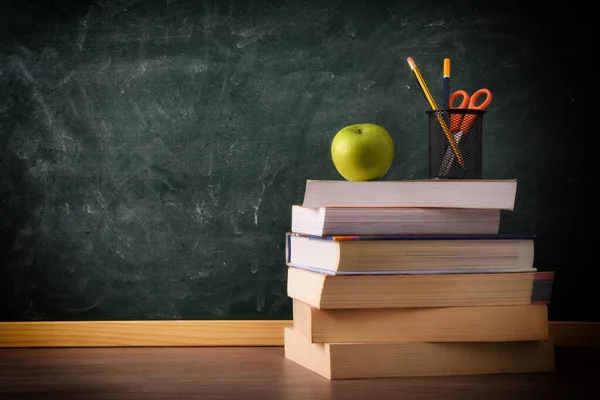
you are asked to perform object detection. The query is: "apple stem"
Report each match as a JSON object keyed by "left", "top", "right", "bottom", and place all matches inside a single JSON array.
[{"left": 357, "top": 129, "right": 362, "bottom": 134}]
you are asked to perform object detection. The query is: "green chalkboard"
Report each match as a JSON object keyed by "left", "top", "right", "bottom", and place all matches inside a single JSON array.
[{"left": 1, "top": 0, "right": 589, "bottom": 322}]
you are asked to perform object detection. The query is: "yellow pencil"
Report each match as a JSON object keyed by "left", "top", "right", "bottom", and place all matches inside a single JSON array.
[{"left": 407, "top": 57, "right": 464, "bottom": 167}]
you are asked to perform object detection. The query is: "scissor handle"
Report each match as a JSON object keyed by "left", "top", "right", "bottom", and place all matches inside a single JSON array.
[
  {"left": 457, "top": 88, "right": 492, "bottom": 133},
  {"left": 448, "top": 90, "right": 467, "bottom": 132},
  {"left": 467, "top": 88, "right": 492, "bottom": 110},
  {"left": 449, "top": 90, "right": 470, "bottom": 109}
]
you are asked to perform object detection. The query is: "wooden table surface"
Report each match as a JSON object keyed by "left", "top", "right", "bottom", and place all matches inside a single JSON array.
[{"left": 0, "top": 346, "right": 597, "bottom": 400}]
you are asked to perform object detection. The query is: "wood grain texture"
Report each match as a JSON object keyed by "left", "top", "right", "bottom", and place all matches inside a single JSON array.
[
  {"left": 0, "top": 346, "right": 598, "bottom": 400},
  {"left": 0, "top": 320, "right": 289, "bottom": 347},
  {"left": 0, "top": 320, "right": 598, "bottom": 348}
]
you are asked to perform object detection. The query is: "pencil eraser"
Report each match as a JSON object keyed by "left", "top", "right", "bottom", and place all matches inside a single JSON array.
[{"left": 407, "top": 57, "right": 415, "bottom": 69}]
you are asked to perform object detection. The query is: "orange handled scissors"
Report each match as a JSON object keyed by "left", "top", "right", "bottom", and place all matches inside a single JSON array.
[{"left": 439, "top": 88, "right": 492, "bottom": 176}]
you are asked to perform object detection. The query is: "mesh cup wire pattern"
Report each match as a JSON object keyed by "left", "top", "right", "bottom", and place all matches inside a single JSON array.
[{"left": 427, "top": 109, "right": 485, "bottom": 179}]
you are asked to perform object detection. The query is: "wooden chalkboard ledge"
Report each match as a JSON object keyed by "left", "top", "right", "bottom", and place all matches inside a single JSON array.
[{"left": 0, "top": 321, "right": 598, "bottom": 348}]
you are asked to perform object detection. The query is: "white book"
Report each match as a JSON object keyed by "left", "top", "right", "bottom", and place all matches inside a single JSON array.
[
  {"left": 301, "top": 179, "right": 518, "bottom": 210},
  {"left": 291, "top": 205, "right": 501, "bottom": 236}
]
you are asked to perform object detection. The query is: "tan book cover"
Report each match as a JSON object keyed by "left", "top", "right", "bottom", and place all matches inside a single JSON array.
[
  {"left": 293, "top": 299, "right": 549, "bottom": 343},
  {"left": 284, "top": 326, "right": 555, "bottom": 380},
  {"left": 286, "top": 267, "right": 554, "bottom": 309}
]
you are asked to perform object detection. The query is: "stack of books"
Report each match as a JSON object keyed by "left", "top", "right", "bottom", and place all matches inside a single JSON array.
[{"left": 283, "top": 179, "right": 555, "bottom": 380}]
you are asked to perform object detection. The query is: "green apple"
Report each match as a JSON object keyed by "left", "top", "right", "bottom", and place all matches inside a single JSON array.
[{"left": 330, "top": 123, "right": 395, "bottom": 181}]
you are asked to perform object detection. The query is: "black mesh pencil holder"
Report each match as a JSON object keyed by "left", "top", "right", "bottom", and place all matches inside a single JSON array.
[{"left": 426, "top": 109, "right": 486, "bottom": 179}]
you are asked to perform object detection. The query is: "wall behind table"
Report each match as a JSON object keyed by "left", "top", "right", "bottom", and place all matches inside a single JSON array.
[{"left": 1, "top": 0, "right": 588, "bottom": 322}]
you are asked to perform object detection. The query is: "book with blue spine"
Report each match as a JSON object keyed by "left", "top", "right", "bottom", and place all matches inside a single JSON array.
[{"left": 285, "top": 232, "right": 536, "bottom": 275}]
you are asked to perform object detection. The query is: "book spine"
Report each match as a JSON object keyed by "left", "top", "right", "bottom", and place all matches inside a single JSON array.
[
  {"left": 285, "top": 232, "right": 292, "bottom": 264},
  {"left": 531, "top": 272, "right": 554, "bottom": 304},
  {"left": 288, "top": 232, "right": 536, "bottom": 241}
]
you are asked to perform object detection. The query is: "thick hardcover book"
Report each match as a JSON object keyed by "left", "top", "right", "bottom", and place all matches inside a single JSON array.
[
  {"left": 284, "top": 327, "right": 555, "bottom": 380},
  {"left": 290, "top": 205, "right": 501, "bottom": 236},
  {"left": 301, "top": 179, "right": 518, "bottom": 210},
  {"left": 285, "top": 232, "right": 536, "bottom": 275},
  {"left": 286, "top": 267, "right": 554, "bottom": 309},
  {"left": 292, "top": 299, "right": 549, "bottom": 343}
]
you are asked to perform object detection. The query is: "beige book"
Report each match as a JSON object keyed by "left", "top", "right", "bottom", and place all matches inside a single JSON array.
[
  {"left": 286, "top": 267, "right": 554, "bottom": 309},
  {"left": 301, "top": 179, "right": 518, "bottom": 210},
  {"left": 284, "top": 326, "right": 555, "bottom": 380},
  {"left": 293, "top": 299, "right": 549, "bottom": 343},
  {"left": 291, "top": 205, "right": 501, "bottom": 236},
  {"left": 286, "top": 232, "right": 534, "bottom": 273}
]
